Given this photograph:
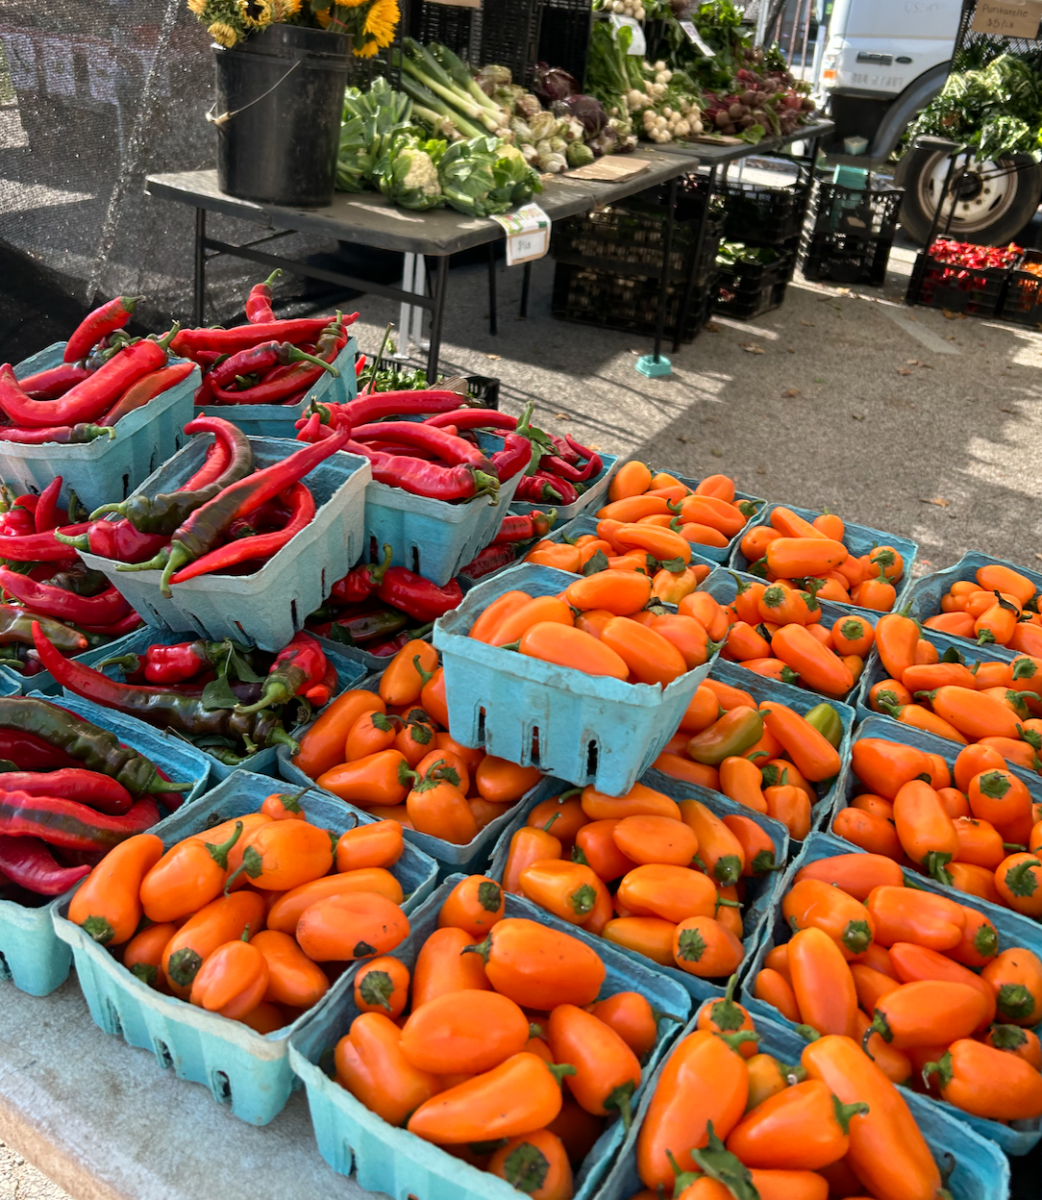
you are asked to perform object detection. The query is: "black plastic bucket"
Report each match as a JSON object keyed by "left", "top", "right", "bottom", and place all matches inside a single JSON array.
[{"left": 213, "top": 25, "right": 350, "bottom": 208}]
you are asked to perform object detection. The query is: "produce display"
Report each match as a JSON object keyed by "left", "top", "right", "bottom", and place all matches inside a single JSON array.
[
  {"left": 2, "top": 299, "right": 191, "bottom": 445},
  {"left": 922, "top": 561, "right": 1042, "bottom": 650},
  {"left": 290, "top": 640, "right": 541, "bottom": 841},
  {"left": 66, "top": 788, "right": 411, "bottom": 1031},
  {"left": 752, "top": 850, "right": 1042, "bottom": 1125},
  {"left": 653, "top": 682, "right": 843, "bottom": 841},
  {"left": 501, "top": 780, "right": 776, "bottom": 977},
  {"left": 0, "top": 695, "right": 189, "bottom": 899}
]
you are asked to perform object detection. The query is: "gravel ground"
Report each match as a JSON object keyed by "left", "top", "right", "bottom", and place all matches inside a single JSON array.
[{"left": 0, "top": 1143, "right": 69, "bottom": 1200}]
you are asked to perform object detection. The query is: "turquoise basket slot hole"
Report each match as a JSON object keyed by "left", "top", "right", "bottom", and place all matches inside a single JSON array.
[
  {"left": 211, "top": 1069, "right": 232, "bottom": 1105},
  {"left": 153, "top": 1040, "right": 173, "bottom": 1070},
  {"left": 0, "top": 951, "right": 12, "bottom": 982},
  {"left": 586, "top": 739, "right": 599, "bottom": 778}
]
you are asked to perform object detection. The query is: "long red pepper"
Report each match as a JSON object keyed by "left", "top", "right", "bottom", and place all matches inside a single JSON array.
[
  {"left": 235, "top": 631, "right": 328, "bottom": 714},
  {"left": 0, "top": 789, "right": 160, "bottom": 851},
  {"left": 0, "top": 333, "right": 175, "bottom": 429},
  {"left": 0, "top": 424, "right": 113, "bottom": 445},
  {"left": 490, "top": 433, "right": 532, "bottom": 482},
  {"left": 330, "top": 543, "right": 393, "bottom": 605},
  {"left": 0, "top": 836, "right": 90, "bottom": 895},
  {"left": 167, "top": 481, "right": 315, "bottom": 583},
  {"left": 0, "top": 525, "right": 91, "bottom": 562},
  {"left": 209, "top": 340, "right": 335, "bottom": 391},
  {"left": 346, "top": 390, "right": 472, "bottom": 424},
  {"left": 209, "top": 319, "right": 346, "bottom": 406},
  {"left": 377, "top": 568, "right": 462, "bottom": 622},
  {"left": 71, "top": 611, "right": 145, "bottom": 637},
  {"left": 425, "top": 409, "right": 516, "bottom": 431},
  {"left": 493, "top": 509, "right": 556, "bottom": 544},
  {"left": 346, "top": 440, "right": 499, "bottom": 502},
  {"left": 350, "top": 422, "right": 494, "bottom": 470},
  {"left": 18, "top": 362, "right": 91, "bottom": 399},
  {"left": 34, "top": 476, "right": 64, "bottom": 533},
  {"left": 0, "top": 566, "right": 131, "bottom": 626},
  {"left": 245, "top": 269, "right": 281, "bottom": 323},
  {"left": 64, "top": 296, "right": 140, "bottom": 363},
  {"left": 0, "top": 768, "right": 133, "bottom": 815},
  {"left": 171, "top": 316, "right": 351, "bottom": 357},
  {"left": 101, "top": 361, "right": 195, "bottom": 426}
]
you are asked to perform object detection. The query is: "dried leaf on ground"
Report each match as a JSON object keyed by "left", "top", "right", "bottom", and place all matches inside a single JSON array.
[
  {"left": 921, "top": 497, "right": 951, "bottom": 508},
  {"left": 554, "top": 412, "right": 571, "bottom": 420},
  {"left": 740, "top": 343, "right": 765, "bottom": 354},
  {"left": 800, "top": 319, "right": 815, "bottom": 326},
  {"left": 705, "top": 321, "right": 721, "bottom": 332},
  {"left": 942, "top": 309, "right": 967, "bottom": 320},
  {"left": 781, "top": 388, "right": 800, "bottom": 397},
  {"left": 897, "top": 367, "right": 913, "bottom": 376}
]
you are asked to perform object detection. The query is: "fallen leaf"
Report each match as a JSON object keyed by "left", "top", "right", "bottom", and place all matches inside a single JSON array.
[
  {"left": 942, "top": 309, "right": 967, "bottom": 320},
  {"left": 999, "top": 407, "right": 1013, "bottom": 413},
  {"left": 705, "top": 321, "right": 721, "bottom": 333},
  {"left": 485, "top": 353, "right": 501, "bottom": 360},
  {"left": 587, "top": 443, "right": 601, "bottom": 451},
  {"left": 781, "top": 388, "right": 801, "bottom": 397},
  {"left": 906, "top": 359, "right": 922, "bottom": 366},
  {"left": 800, "top": 319, "right": 815, "bottom": 326},
  {"left": 851, "top": 413, "right": 865, "bottom": 421},
  {"left": 920, "top": 497, "right": 951, "bottom": 508},
  {"left": 710, "top": 448, "right": 723, "bottom": 458},
  {"left": 1035, "top": 554, "right": 1042, "bottom": 563},
  {"left": 677, "top": 435, "right": 691, "bottom": 443},
  {"left": 897, "top": 367, "right": 913, "bottom": 376},
  {"left": 756, "top": 466, "right": 767, "bottom": 474},
  {"left": 785, "top": 347, "right": 795, "bottom": 353},
  {"left": 739, "top": 343, "right": 765, "bottom": 354},
  {"left": 554, "top": 412, "right": 571, "bottom": 421}
]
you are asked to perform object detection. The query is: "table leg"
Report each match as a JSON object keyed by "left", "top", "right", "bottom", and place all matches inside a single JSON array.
[
  {"left": 674, "top": 166, "right": 718, "bottom": 353},
  {"left": 652, "top": 175, "right": 678, "bottom": 363},
  {"left": 520, "top": 262, "right": 531, "bottom": 319},
  {"left": 426, "top": 255, "right": 449, "bottom": 381},
  {"left": 488, "top": 244, "right": 498, "bottom": 336},
  {"left": 193, "top": 208, "right": 206, "bottom": 328}
]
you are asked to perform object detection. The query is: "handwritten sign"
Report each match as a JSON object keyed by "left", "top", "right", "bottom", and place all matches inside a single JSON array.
[
  {"left": 610, "top": 14, "right": 647, "bottom": 55},
  {"left": 679, "top": 20, "right": 717, "bottom": 56},
  {"left": 492, "top": 203, "right": 551, "bottom": 266},
  {"left": 971, "top": 0, "right": 1042, "bottom": 37}
]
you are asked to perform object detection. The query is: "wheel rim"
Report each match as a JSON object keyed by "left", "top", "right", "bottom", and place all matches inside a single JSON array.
[{"left": 916, "top": 150, "right": 1022, "bottom": 238}]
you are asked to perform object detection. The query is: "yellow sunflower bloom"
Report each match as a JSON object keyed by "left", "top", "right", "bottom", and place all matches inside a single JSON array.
[
  {"left": 248, "top": 0, "right": 274, "bottom": 25},
  {"left": 207, "top": 20, "right": 239, "bottom": 45},
  {"left": 363, "top": 0, "right": 399, "bottom": 47},
  {"left": 187, "top": 0, "right": 207, "bottom": 13}
]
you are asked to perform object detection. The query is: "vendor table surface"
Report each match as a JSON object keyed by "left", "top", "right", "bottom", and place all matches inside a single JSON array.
[
  {"left": 147, "top": 149, "right": 702, "bottom": 257},
  {"left": 655, "top": 120, "right": 835, "bottom": 163},
  {"left": 0, "top": 978, "right": 377, "bottom": 1200}
]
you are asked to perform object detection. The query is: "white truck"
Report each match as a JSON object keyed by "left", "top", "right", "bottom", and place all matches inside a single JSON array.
[{"left": 817, "top": 0, "right": 1042, "bottom": 244}]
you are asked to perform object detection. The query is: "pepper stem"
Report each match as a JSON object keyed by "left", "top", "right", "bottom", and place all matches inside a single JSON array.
[
  {"left": 95, "top": 653, "right": 142, "bottom": 672},
  {"left": 862, "top": 1012, "right": 890, "bottom": 1052},
  {"left": 147, "top": 775, "right": 194, "bottom": 794},
  {"left": 832, "top": 1095, "right": 870, "bottom": 1134},
  {"left": 159, "top": 542, "right": 191, "bottom": 597},
  {"left": 206, "top": 819, "right": 243, "bottom": 870},
  {"left": 286, "top": 344, "right": 340, "bottom": 377},
  {"left": 53, "top": 531, "right": 91, "bottom": 552},
  {"left": 604, "top": 1080, "right": 635, "bottom": 1130},
  {"left": 460, "top": 933, "right": 492, "bottom": 964},
  {"left": 261, "top": 268, "right": 282, "bottom": 288},
  {"left": 155, "top": 323, "right": 181, "bottom": 354},
  {"left": 115, "top": 547, "right": 170, "bottom": 574},
  {"left": 472, "top": 469, "right": 501, "bottom": 504},
  {"left": 545, "top": 1062, "right": 576, "bottom": 1085},
  {"left": 371, "top": 543, "right": 394, "bottom": 587},
  {"left": 268, "top": 726, "right": 300, "bottom": 756}
]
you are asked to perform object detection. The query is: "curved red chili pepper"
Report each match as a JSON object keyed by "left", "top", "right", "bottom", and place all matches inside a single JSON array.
[
  {"left": 0, "top": 789, "right": 160, "bottom": 851},
  {"left": 167, "top": 481, "right": 316, "bottom": 584},
  {"left": 69, "top": 611, "right": 145, "bottom": 637},
  {"left": 0, "top": 768, "right": 133, "bottom": 815},
  {"left": 331, "top": 543, "right": 394, "bottom": 605},
  {"left": 350, "top": 421, "right": 494, "bottom": 470},
  {"left": 460, "top": 543, "right": 518, "bottom": 579},
  {"left": 0, "top": 836, "right": 90, "bottom": 895},
  {"left": 34, "top": 476, "right": 64, "bottom": 533},
  {"left": 235, "top": 631, "right": 328, "bottom": 714},
  {"left": 0, "top": 566, "right": 132, "bottom": 626},
  {"left": 0, "top": 525, "right": 91, "bottom": 562},
  {"left": 344, "top": 390, "right": 473, "bottom": 425},
  {"left": 209, "top": 340, "right": 336, "bottom": 391},
  {"left": 490, "top": 433, "right": 532, "bottom": 482},
  {"left": 170, "top": 314, "right": 356, "bottom": 357},
  {"left": 425, "top": 409, "right": 517, "bottom": 431},
  {"left": 0, "top": 424, "right": 112, "bottom": 445},
  {"left": 18, "top": 362, "right": 91, "bottom": 399},
  {"left": 63, "top": 296, "right": 140, "bottom": 364},
  {"left": 376, "top": 568, "right": 463, "bottom": 622},
  {"left": 245, "top": 269, "right": 281, "bottom": 324},
  {"left": 209, "top": 320, "right": 345, "bottom": 406},
  {"left": 101, "top": 361, "right": 196, "bottom": 426},
  {"left": 347, "top": 440, "right": 499, "bottom": 502}
]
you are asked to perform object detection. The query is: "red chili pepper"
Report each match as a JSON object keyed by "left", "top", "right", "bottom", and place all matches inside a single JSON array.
[
  {"left": 347, "top": 440, "right": 499, "bottom": 503},
  {"left": 493, "top": 509, "right": 557, "bottom": 544},
  {"left": 297, "top": 412, "right": 329, "bottom": 443},
  {"left": 209, "top": 340, "right": 338, "bottom": 393},
  {"left": 0, "top": 333, "right": 176, "bottom": 429},
  {"left": 140, "top": 640, "right": 215, "bottom": 684},
  {"left": 460, "top": 542, "right": 518, "bottom": 579},
  {"left": 565, "top": 435, "right": 603, "bottom": 477},
  {"left": 245, "top": 269, "right": 281, "bottom": 324},
  {"left": 304, "top": 658, "right": 338, "bottom": 707},
  {"left": 426, "top": 409, "right": 517, "bottom": 431},
  {"left": 0, "top": 789, "right": 160, "bottom": 851},
  {"left": 345, "top": 390, "right": 474, "bottom": 425},
  {"left": 17, "top": 362, "right": 91, "bottom": 399},
  {"left": 34, "top": 476, "right": 64, "bottom": 533},
  {"left": 354, "top": 355, "right": 367, "bottom": 378},
  {"left": 331, "top": 544, "right": 394, "bottom": 605},
  {"left": 209, "top": 319, "right": 345, "bottom": 406},
  {"left": 490, "top": 433, "right": 533, "bottom": 483},
  {"left": 515, "top": 474, "right": 574, "bottom": 505},
  {"left": 235, "top": 631, "right": 328, "bottom": 714},
  {"left": 377, "top": 567, "right": 463, "bottom": 623},
  {"left": 0, "top": 768, "right": 133, "bottom": 815},
  {"left": 0, "top": 566, "right": 131, "bottom": 627},
  {"left": 70, "top": 611, "right": 145, "bottom": 637},
  {"left": 101, "top": 361, "right": 196, "bottom": 426},
  {"left": 351, "top": 422, "right": 494, "bottom": 471},
  {"left": 0, "top": 730, "right": 79, "bottom": 772},
  {"left": 0, "top": 525, "right": 91, "bottom": 562},
  {"left": 167, "top": 481, "right": 315, "bottom": 584},
  {"left": 171, "top": 315, "right": 354, "bottom": 358},
  {"left": 63, "top": 296, "right": 141, "bottom": 364},
  {"left": 0, "top": 836, "right": 91, "bottom": 895}
]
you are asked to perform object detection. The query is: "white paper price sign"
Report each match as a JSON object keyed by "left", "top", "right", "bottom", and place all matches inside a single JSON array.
[
  {"left": 610, "top": 14, "right": 647, "bottom": 55},
  {"left": 492, "top": 203, "right": 551, "bottom": 266},
  {"left": 679, "top": 20, "right": 716, "bottom": 56},
  {"left": 971, "top": 0, "right": 1042, "bottom": 36}
]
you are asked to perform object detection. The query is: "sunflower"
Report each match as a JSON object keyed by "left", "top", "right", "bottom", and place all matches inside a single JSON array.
[
  {"left": 248, "top": 0, "right": 274, "bottom": 24},
  {"left": 187, "top": 0, "right": 207, "bottom": 13},
  {"left": 362, "top": 0, "right": 399, "bottom": 49},
  {"left": 207, "top": 20, "right": 239, "bottom": 45}
]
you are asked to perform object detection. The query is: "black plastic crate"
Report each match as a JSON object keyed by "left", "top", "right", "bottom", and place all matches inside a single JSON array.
[
  {"left": 909, "top": 252, "right": 1012, "bottom": 317},
  {"left": 536, "top": 0, "right": 594, "bottom": 89},
  {"left": 715, "top": 161, "right": 812, "bottom": 248},
  {"left": 999, "top": 250, "right": 1042, "bottom": 328},
  {"left": 802, "top": 229, "right": 895, "bottom": 286},
  {"left": 465, "top": 374, "right": 500, "bottom": 408},
  {"left": 714, "top": 248, "right": 794, "bottom": 320},
  {"left": 551, "top": 262, "right": 719, "bottom": 342},
  {"left": 715, "top": 278, "right": 789, "bottom": 321},
  {"left": 407, "top": 0, "right": 541, "bottom": 88},
  {"left": 811, "top": 181, "right": 903, "bottom": 240}
]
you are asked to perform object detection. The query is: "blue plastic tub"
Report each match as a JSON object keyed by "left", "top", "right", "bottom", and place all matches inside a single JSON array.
[
  {"left": 52, "top": 768, "right": 438, "bottom": 1126},
  {"left": 742, "top": 830, "right": 1042, "bottom": 1156},
  {"left": 487, "top": 776, "right": 788, "bottom": 1002},
  {"left": 288, "top": 874, "right": 692, "bottom": 1200},
  {"left": 434, "top": 564, "right": 720, "bottom": 795},
  {"left": 594, "top": 997, "right": 1009, "bottom": 1200},
  {"left": 363, "top": 431, "right": 523, "bottom": 588},
  {"left": 279, "top": 737, "right": 562, "bottom": 880},
  {"left": 509, "top": 453, "right": 621, "bottom": 522},
  {"left": 0, "top": 692, "right": 210, "bottom": 998},
  {"left": 77, "top": 435, "right": 371, "bottom": 652},
  {"left": 678, "top": 656, "right": 855, "bottom": 843},
  {"left": 728, "top": 501, "right": 919, "bottom": 606},
  {"left": 67, "top": 628, "right": 369, "bottom": 782},
  {"left": 855, "top": 626, "right": 1018, "bottom": 719},
  {"left": 8, "top": 342, "right": 198, "bottom": 513},
  {"left": 698, "top": 567, "right": 880, "bottom": 703},
  {"left": 195, "top": 334, "right": 358, "bottom": 439},
  {"left": 904, "top": 551, "right": 1042, "bottom": 650}
]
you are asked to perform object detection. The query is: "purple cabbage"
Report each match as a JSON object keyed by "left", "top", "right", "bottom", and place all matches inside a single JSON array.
[
  {"left": 551, "top": 94, "right": 608, "bottom": 140},
  {"left": 533, "top": 62, "right": 580, "bottom": 105}
]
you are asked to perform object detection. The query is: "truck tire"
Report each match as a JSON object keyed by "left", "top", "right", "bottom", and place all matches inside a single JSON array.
[{"left": 895, "top": 146, "right": 1042, "bottom": 246}]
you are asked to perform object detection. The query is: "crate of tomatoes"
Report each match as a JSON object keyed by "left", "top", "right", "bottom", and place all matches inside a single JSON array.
[
  {"left": 908, "top": 237, "right": 1019, "bottom": 317},
  {"left": 53, "top": 768, "right": 439, "bottom": 1126}
]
